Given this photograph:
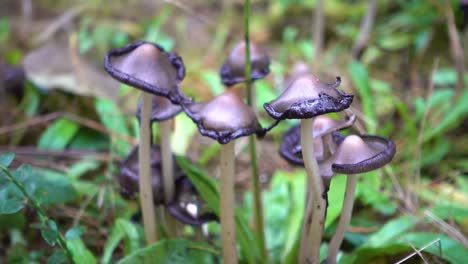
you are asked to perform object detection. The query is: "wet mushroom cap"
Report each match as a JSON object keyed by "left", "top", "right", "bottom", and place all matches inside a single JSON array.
[
  {"left": 331, "top": 135, "right": 396, "bottom": 174},
  {"left": 104, "top": 41, "right": 185, "bottom": 102},
  {"left": 118, "top": 145, "right": 185, "bottom": 204},
  {"left": 168, "top": 176, "right": 218, "bottom": 225},
  {"left": 136, "top": 95, "right": 182, "bottom": 122},
  {"left": 264, "top": 74, "right": 353, "bottom": 120},
  {"left": 220, "top": 41, "right": 270, "bottom": 86},
  {"left": 182, "top": 91, "right": 264, "bottom": 144}
]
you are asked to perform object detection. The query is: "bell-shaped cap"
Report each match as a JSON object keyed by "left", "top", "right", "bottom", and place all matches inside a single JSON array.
[
  {"left": 279, "top": 115, "right": 354, "bottom": 166},
  {"left": 220, "top": 41, "right": 270, "bottom": 86},
  {"left": 168, "top": 176, "right": 218, "bottom": 225},
  {"left": 264, "top": 74, "right": 353, "bottom": 120},
  {"left": 284, "top": 61, "right": 311, "bottom": 89},
  {"left": 331, "top": 134, "right": 396, "bottom": 174},
  {"left": 118, "top": 145, "right": 184, "bottom": 204},
  {"left": 136, "top": 95, "right": 182, "bottom": 122},
  {"left": 182, "top": 91, "right": 264, "bottom": 144},
  {"left": 104, "top": 41, "right": 185, "bottom": 103}
]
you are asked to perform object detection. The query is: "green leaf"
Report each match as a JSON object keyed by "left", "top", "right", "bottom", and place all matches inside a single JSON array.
[
  {"left": 102, "top": 218, "right": 141, "bottom": 264},
  {"left": 38, "top": 118, "right": 80, "bottom": 150},
  {"left": 48, "top": 250, "right": 68, "bottom": 264},
  {"left": 201, "top": 71, "right": 223, "bottom": 95},
  {"left": 65, "top": 226, "right": 86, "bottom": 240},
  {"left": 363, "top": 215, "right": 417, "bottom": 247},
  {"left": 348, "top": 61, "right": 376, "bottom": 133},
  {"left": 41, "top": 220, "right": 59, "bottom": 246},
  {"left": 326, "top": 175, "right": 348, "bottom": 228},
  {"left": 0, "top": 153, "right": 15, "bottom": 167},
  {"left": 176, "top": 156, "right": 260, "bottom": 264},
  {"left": 67, "top": 237, "right": 97, "bottom": 264},
  {"left": 117, "top": 239, "right": 217, "bottom": 264},
  {"left": 0, "top": 190, "right": 24, "bottom": 214}
]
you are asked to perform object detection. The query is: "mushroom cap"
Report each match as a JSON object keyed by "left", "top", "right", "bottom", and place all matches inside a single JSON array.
[
  {"left": 279, "top": 115, "right": 352, "bottom": 166},
  {"left": 167, "top": 176, "right": 218, "bottom": 225},
  {"left": 264, "top": 74, "right": 353, "bottom": 120},
  {"left": 104, "top": 41, "right": 185, "bottom": 103},
  {"left": 182, "top": 91, "right": 264, "bottom": 144},
  {"left": 331, "top": 134, "right": 396, "bottom": 174},
  {"left": 118, "top": 144, "right": 185, "bottom": 204},
  {"left": 220, "top": 41, "right": 270, "bottom": 86},
  {"left": 136, "top": 95, "right": 182, "bottom": 122}
]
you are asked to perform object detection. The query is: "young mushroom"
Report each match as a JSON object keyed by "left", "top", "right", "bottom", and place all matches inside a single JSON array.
[
  {"left": 325, "top": 134, "right": 395, "bottom": 264},
  {"left": 104, "top": 41, "right": 185, "bottom": 243},
  {"left": 264, "top": 74, "right": 353, "bottom": 264},
  {"left": 181, "top": 90, "right": 265, "bottom": 264}
]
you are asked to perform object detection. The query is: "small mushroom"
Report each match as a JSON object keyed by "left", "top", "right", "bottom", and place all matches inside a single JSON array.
[
  {"left": 325, "top": 134, "right": 395, "bottom": 264},
  {"left": 220, "top": 41, "right": 270, "bottom": 86},
  {"left": 181, "top": 90, "right": 265, "bottom": 262},
  {"left": 264, "top": 74, "right": 353, "bottom": 264},
  {"left": 136, "top": 95, "right": 182, "bottom": 122}
]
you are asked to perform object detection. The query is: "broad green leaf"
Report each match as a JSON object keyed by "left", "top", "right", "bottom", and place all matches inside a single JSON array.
[
  {"left": 0, "top": 194, "right": 24, "bottom": 214},
  {"left": 67, "top": 160, "right": 100, "bottom": 180},
  {"left": 117, "top": 239, "right": 217, "bottom": 264},
  {"left": 0, "top": 153, "right": 15, "bottom": 167},
  {"left": 67, "top": 237, "right": 97, "bottom": 264},
  {"left": 171, "top": 113, "right": 197, "bottom": 155},
  {"left": 348, "top": 61, "right": 376, "bottom": 133},
  {"left": 65, "top": 226, "right": 86, "bottom": 240},
  {"left": 32, "top": 168, "right": 78, "bottom": 204},
  {"left": 201, "top": 71, "right": 223, "bottom": 95},
  {"left": 176, "top": 156, "right": 260, "bottom": 264},
  {"left": 363, "top": 215, "right": 417, "bottom": 247},
  {"left": 254, "top": 80, "right": 276, "bottom": 113},
  {"left": 48, "top": 250, "right": 68, "bottom": 264},
  {"left": 41, "top": 222, "right": 58, "bottom": 246},
  {"left": 102, "top": 218, "right": 141, "bottom": 264},
  {"left": 326, "top": 174, "right": 348, "bottom": 228},
  {"left": 38, "top": 118, "right": 80, "bottom": 150},
  {"left": 20, "top": 82, "right": 41, "bottom": 116}
]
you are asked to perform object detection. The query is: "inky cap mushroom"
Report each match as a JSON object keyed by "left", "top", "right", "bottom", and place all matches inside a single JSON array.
[
  {"left": 182, "top": 91, "right": 265, "bottom": 144},
  {"left": 104, "top": 41, "right": 185, "bottom": 103},
  {"left": 220, "top": 41, "right": 270, "bottom": 86},
  {"left": 118, "top": 144, "right": 184, "bottom": 204},
  {"left": 168, "top": 176, "right": 218, "bottom": 225},
  {"left": 331, "top": 134, "right": 396, "bottom": 174},
  {"left": 136, "top": 95, "right": 182, "bottom": 122},
  {"left": 264, "top": 74, "right": 353, "bottom": 120}
]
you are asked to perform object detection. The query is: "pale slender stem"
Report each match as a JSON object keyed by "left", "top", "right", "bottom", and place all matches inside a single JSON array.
[
  {"left": 220, "top": 141, "right": 238, "bottom": 264},
  {"left": 312, "top": 0, "right": 324, "bottom": 70},
  {"left": 299, "top": 118, "right": 326, "bottom": 264},
  {"left": 139, "top": 92, "right": 158, "bottom": 244},
  {"left": 327, "top": 174, "right": 357, "bottom": 264},
  {"left": 160, "top": 120, "right": 174, "bottom": 203}
]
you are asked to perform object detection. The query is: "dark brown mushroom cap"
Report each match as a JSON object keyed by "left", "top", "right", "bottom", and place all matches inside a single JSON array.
[
  {"left": 118, "top": 145, "right": 185, "bottom": 204},
  {"left": 182, "top": 91, "right": 265, "bottom": 144},
  {"left": 264, "top": 74, "right": 353, "bottom": 120},
  {"left": 168, "top": 176, "right": 218, "bottom": 225},
  {"left": 104, "top": 41, "right": 185, "bottom": 103},
  {"left": 220, "top": 41, "right": 270, "bottom": 86},
  {"left": 331, "top": 135, "right": 396, "bottom": 174},
  {"left": 136, "top": 95, "right": 182, "bottom": 122}
]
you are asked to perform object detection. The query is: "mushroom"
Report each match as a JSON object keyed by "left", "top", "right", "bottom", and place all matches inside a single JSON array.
[
  {"left": 324, "top": 135, "right": 395, "bottom": 264},
  {"left": 104, "top": 41, "right": 185, "bottom": 243},
  {"left": 136, "top": 95, "right": 182, "bottom": 123},
  {"left": 181, "top": 90, "right": 265, "bottom": 263},
  {"left": 264, "top": 74, "right": 353, "bottom": 264},
  {"left": 220, "top": 41, "right": 270, "bottom": 87},
  {"left": 119, "top": 146, "right": 217, "bottom": 226}
]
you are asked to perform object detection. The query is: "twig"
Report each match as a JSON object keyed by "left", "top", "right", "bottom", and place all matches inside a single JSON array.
[
  {"left": 0, "top": 147, "right": 114, "bottom": 162},
  {"left": 424, "top": 210, "right": 468, "bottom": 247},
  {"left": 395, "top": 238, "right": 441, "bottom": 264},
  {"left": 351, "top": 0, "right": 378, "bottom": 60}
]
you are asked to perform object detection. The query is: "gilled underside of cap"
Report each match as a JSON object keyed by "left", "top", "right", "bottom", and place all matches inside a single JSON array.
[
  {"left": 104, "top": 41, "right": 185, "bottom": 101},
  {"left": 264, "top": 75, "right": 353, "bottom": 120},
  {"left": 183, "top": 91, "right": 264, "bottom": 144},
  {"left": 331, "top": 135, "right": 396, "bottom": 174},
  {"left": 136, "top": 95, "right": 182, "bottom": 122},
  {"left": 220, "top": 41, "right": 270, "bottom": 86}
]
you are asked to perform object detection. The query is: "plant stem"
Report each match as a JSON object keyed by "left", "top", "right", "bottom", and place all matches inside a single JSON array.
[
  {"left": 0, "top": 165, "right": 74, "bottom": 262},
  {"left": 326, "top": 174, "right": 357, "bottom": 264},
  {"left": 312, "top": 0, "right": 324, "bottom": 70},
  {"left": 220, "top": 141, "right": 237, "bottom": 264},
  {"left": 159, "top": 120, "right": 177, "bottom": 237},
  {"left": 244, "top": 0, "right": 267, "bottom": 260},
  {"left": 139, "top": 92, "right": 158, "bottom": 244},
  {"left": 299, "top": 118, "right": 326, "bottom": 264}
]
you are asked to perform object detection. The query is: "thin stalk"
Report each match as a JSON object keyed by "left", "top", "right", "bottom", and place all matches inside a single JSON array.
[
  {"left": 326, "top": 174, "right": 357, "bottom": 264},
  {"left": 312, "top": 0, "right": 324, "bottom": 70},
  {"left": 220, "top": 141, "right": 238, "bottom": 264},
  {"left": 139, "top": 92, "right": 158, "bottom": 244},
  {"left": 299, "top": 118, "right": 326, "bottom": 264},
  {"left": 159, "top": 120, "right": 177, "bottom": 237},
  {"left": 244, "top": 0, "right": 267, "bottom": 260},
  {"left": 0, "top": 165, "right": 74, "bottom": 262}
]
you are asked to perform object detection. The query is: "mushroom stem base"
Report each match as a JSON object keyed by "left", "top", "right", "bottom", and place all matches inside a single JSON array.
[
  {"left": 326, "top": 174, "right": 357, "bottom": 264},
  {"left": 220, "top": 141, "right": 238, "bottom": 264}
]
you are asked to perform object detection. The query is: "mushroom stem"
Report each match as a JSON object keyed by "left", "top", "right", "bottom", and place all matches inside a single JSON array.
[
  {"left": 159, "top": 120, "right": 177, "bottom": 236},
  {"left": 326, "top": 174, "right": 357, "bottom": 264},
  {"left": 220, "top": 141, "right": 238, "bottom": 264},
  {"left": 300, "top": 118, "right": 326, "bottom": 264},
  {"left": 139, "top": 92, "right": 158, "bottom": 244}
]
